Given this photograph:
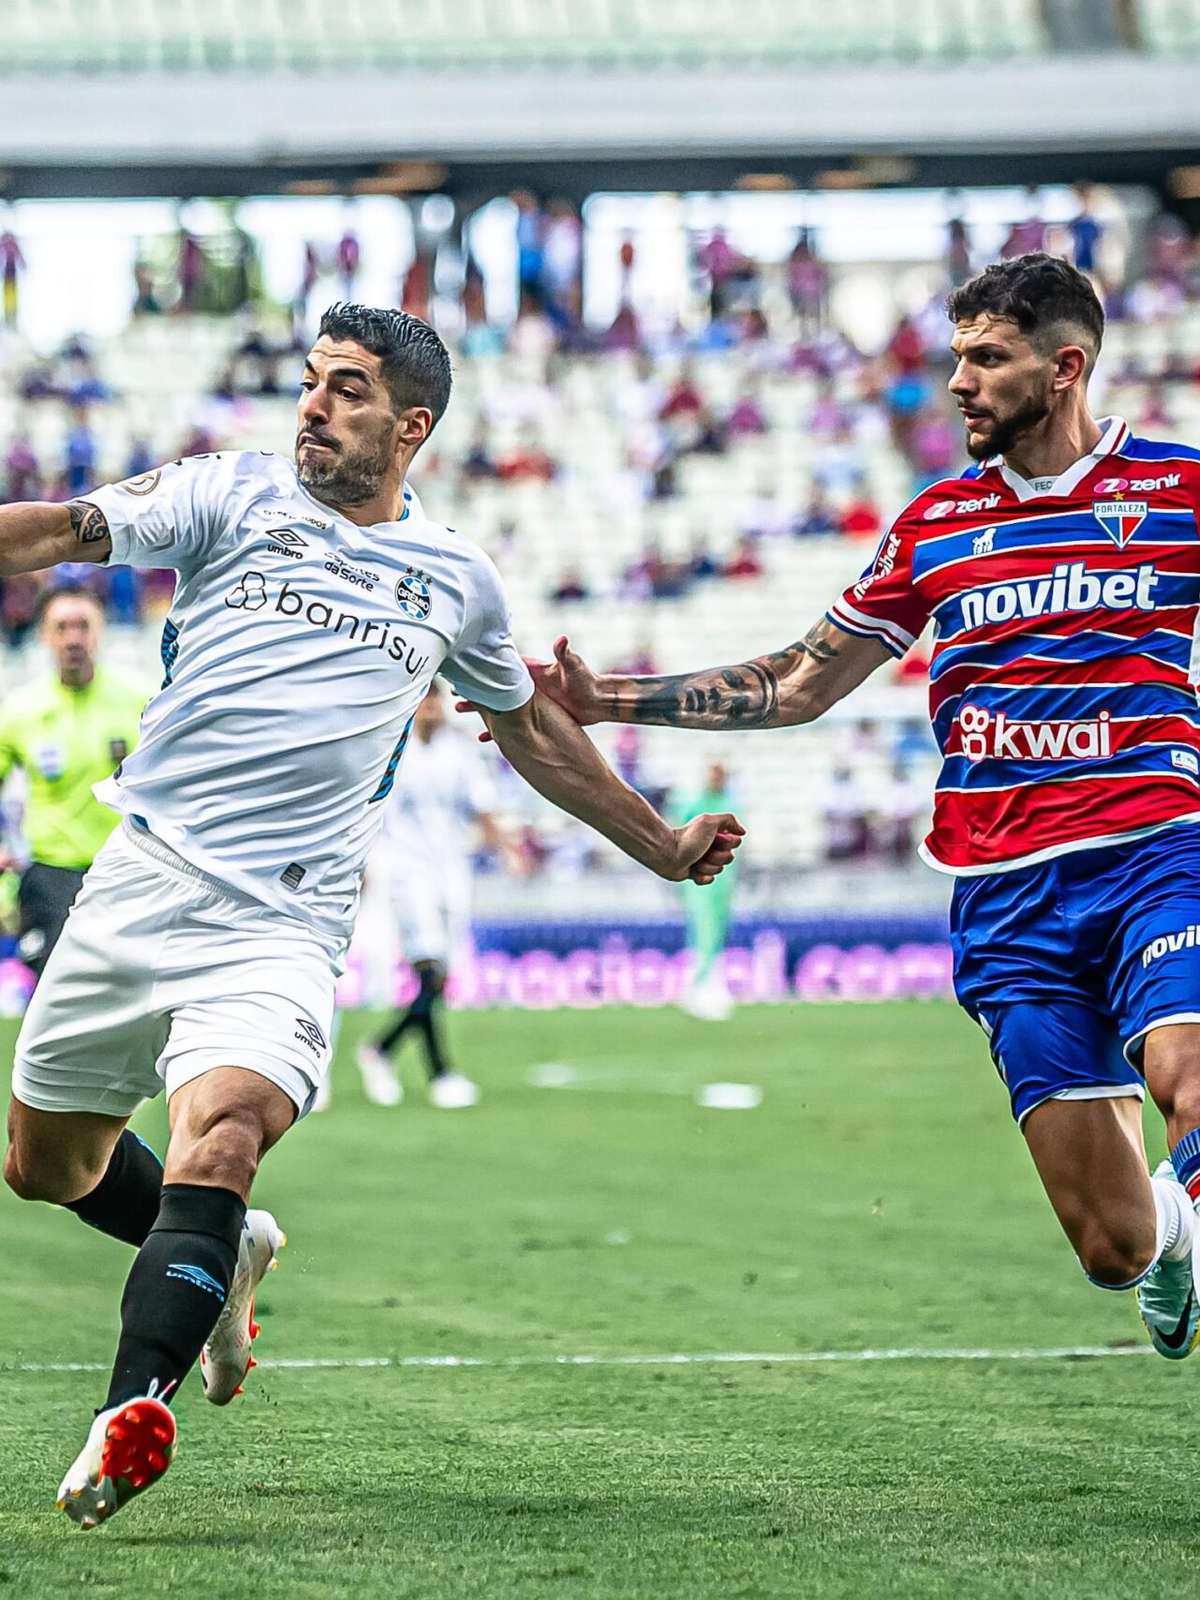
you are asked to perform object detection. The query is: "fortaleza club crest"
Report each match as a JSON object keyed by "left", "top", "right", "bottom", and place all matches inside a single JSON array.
[
  {"left": 395, "top": 566, "right": 432, "bottom": 620},
  {"left": 1093, "top": 498, "right": 1148, "bottom": 548}
]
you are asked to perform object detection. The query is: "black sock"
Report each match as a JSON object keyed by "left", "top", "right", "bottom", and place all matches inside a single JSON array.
[
  {"left": 64, "top": 1131, "right": 163, "bottom": 1248},
  {"left": 375, "top": 1008, "right": 416, "bottom": 1055},
  {"left": 104, "top": 1183, "right": 246, "bottom": 1410},
  {"left": 376, "top": 965, "right": 445, "bottom": 1058},
  {"left": 419, "top": 999, "right": 450, "bottom": 1080}
]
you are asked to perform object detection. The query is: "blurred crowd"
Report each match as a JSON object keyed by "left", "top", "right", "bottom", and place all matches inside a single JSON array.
[{"left": 0, "top": 183, "right": 1197, "bottom": 872}]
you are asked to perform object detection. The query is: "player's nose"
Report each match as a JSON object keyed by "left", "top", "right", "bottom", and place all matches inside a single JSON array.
[
  {"left": 947, "top": 360, "right": 973, "bottom": 397},
  {"left": 298, "top": 385, "right": 329, "bottom": 427}
]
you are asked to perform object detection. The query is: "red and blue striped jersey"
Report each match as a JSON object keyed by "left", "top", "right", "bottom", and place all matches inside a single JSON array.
[{"left": 828, "top": 418, "right": 1200, "bottom": 875}]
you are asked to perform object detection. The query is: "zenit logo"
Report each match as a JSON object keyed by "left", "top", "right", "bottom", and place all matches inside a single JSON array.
[
  {"left": 960, "top": 561, "right": 1159, "bottom": 630},
  {"left": 1143, "top": 924, "right": 1200, "bottom": 968},
  {"left": 924, "top": 493, "right": 1002, "bottom": 521},
  {"left": 1095, "top": 472, "right": 1181, "bottom": 494}
]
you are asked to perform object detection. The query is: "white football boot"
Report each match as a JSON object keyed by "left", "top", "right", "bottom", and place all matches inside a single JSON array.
[
  {"left": 428, "top": 1071, "right": 480, "bottom": 1109},
  {"left": 57, "top": 1395, "right": 176, "bottom": 1529},
  {"left": 199, "top": 1209, "right": 286, "bottom": 1405},
  {"left": 1138, "top": 1161, "right": 1200, "bottom": 1360},
  {"left": 357, "top": 1044, "right": 403, "bottom": 1106}
]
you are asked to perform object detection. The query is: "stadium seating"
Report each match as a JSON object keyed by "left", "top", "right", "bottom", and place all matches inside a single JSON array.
[
  {"left": 0, "top": 0, "right": 1050, "bottom": 72},
  {"left": 4, "top": 293, "right": 1198, "bottom": 896}
]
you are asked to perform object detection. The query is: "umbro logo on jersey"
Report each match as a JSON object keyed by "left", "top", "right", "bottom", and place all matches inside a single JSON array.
[
  {"left": 960, "top": 561, "right": 1159, "bottom": 630},
  {"left": 293, "top": 1018, "right": 327, "bottom": 1054},
  {"left": 266, "top": 528, "right": 308, "bottom": 559},
  {"left": 924, "top": 493, "right": 1001, "bottom": 521}
]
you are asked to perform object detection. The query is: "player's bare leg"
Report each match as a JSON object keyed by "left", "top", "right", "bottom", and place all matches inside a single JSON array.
[
  {"left": 56, "top": 1068, "right": 293, "bottom": 1527},
  {"left": 4, "top": 1099, "right": 167, "bottom": 1247},
  {"left": 1022, "top": 1094, "right": 1197, "bottom": 1355}
]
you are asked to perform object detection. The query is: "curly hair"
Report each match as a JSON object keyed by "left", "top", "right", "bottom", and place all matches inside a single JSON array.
[{"left": 947, "top": 252, "right": 1104, "bottom": 363}]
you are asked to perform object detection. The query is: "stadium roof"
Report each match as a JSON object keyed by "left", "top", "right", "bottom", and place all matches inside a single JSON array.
[{"left": 0, "top": 1, "right": 1196, "bottom": 199}]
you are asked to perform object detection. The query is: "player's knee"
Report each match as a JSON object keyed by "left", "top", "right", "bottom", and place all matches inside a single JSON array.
[
  {"left": 168, "top": 1106, "right": 265, "bottom": 1195},
  {"left": 1077, "top": 1216, "right": 1157, "bottom": 1288},
  {"left": 2, "top": 1141, "right": 97, "bottom": 1204}
]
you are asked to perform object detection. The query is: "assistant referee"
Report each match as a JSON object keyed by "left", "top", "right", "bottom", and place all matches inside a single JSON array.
[{"left": 0, "top": 584, "right": 145, "bottom": 978}]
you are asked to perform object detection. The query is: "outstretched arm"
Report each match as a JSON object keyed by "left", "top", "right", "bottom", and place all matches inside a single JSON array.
[
  {"left": 483, "top": 691, "right": 743, "bottom": 884},
  {"left": 523, "top": 618, "right": 892, "bottom": 732},
  {"left": 0, "top": 500, "right": 112, "bottom": 574}
]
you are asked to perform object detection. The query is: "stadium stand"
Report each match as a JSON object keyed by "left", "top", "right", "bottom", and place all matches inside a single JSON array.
[
  {"left": 4, "top": 221, "right": 1200, "bottom": 896},
  {"left": 0, "top": 0, "right": 1050, "bottom": 72}
]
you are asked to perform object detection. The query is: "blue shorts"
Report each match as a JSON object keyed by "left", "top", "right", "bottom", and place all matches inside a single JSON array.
[{"left": 951, "top": 825, "right": 1200, "bottom": 1125}]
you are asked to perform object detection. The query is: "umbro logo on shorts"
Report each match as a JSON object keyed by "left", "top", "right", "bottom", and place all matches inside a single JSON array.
[{"left": 294, "top": 1018, "right": 326, "bottom": 1055}]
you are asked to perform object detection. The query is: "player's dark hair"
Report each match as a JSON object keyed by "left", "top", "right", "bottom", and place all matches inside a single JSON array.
[
  {"left": 318, "top": 303, "right": 452, "bottom": 429},
  {"left": 947, "top": 253, "right": 1104, "bottom": 362},
  {"left": 36, "top": 582, "right": 104, "bottom": 622}
]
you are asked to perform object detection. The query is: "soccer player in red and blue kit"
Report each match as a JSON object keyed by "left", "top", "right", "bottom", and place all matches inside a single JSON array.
[{"left": 516, "top": 254, "right": 1200, "bottom": 1356}]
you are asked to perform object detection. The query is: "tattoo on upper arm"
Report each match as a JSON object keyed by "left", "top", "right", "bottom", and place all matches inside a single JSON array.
[
  {"left": 619, "top": 619, "right": 844, "bottom": 730},
  {"left": 67, "top": 501, "right": 111, "bottom": 547}
]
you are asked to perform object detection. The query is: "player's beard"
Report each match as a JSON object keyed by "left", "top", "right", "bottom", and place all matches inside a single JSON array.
[
  {"left": 964, "top": 379, "right": 1055, "bottom": 462},
  {"left": 296, "top": 421, "right": 392, "bottom": 507}
]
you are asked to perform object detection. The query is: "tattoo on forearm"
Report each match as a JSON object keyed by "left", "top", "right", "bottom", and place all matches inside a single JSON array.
[
  {"left": 67, "top": 500, "right": 111, "bottom": 546},
  {"left": 616, "top": 621, "right": 842, "bottom": 730}
]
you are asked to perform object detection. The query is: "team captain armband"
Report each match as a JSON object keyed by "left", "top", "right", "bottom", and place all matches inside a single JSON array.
[{"left": 826, "top": 519, "right": 931, "bottom": 658}]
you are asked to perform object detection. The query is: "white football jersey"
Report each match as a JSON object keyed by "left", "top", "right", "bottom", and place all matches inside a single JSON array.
[
  {"left": 84, "top": 452, "right": 532, "bottom": 945},
  {"left": 380, "top": 723, "right": 498, "bottom": 890}
]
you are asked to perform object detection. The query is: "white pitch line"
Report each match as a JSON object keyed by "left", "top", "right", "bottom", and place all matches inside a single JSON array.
[{"left": 0, "top": 1344, "right": 1153, "bottom": 1375}]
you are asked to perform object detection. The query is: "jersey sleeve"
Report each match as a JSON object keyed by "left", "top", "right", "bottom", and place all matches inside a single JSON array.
[
  {"left": 81, "top": 454, "right": 244, "bottom": 572},
  {"left": 439, "top": 551, "right": 534, "bottom": 713},
  {"left": 826, "top": 515, "right": 930, "bottom": 659}
]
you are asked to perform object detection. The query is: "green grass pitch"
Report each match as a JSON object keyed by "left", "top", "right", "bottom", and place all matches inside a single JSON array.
[{"left": 0, "top": 1003, "right": 1195, "bottom": 1598}]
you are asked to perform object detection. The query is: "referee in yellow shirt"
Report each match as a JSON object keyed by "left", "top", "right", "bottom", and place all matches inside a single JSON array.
[{"left": 0, "top": 585, "right": 145, "bottom": 979}]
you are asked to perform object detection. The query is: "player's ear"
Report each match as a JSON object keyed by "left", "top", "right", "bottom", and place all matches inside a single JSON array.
[
  {"left": 1053, "top": 344, "right": 1089, "bottom": 392},
  {"left": 395, "top": 405, "right": 434, "bottom": 450}
]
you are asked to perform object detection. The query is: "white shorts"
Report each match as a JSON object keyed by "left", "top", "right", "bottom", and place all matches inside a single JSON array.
[
  {"left": 12, "top": 821, "right": 339, "bottom": 1120},
  {"left": 392, "top": 879, "right": 470, "bottom": 968}
]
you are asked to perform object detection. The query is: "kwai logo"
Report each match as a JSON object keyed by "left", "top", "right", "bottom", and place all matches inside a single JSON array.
[
  {"left": 957, "top": 705, "right": 1112, "bottom": 763},
  {"left": 959, "top": 561, "right": 1159, "bottom": 630}
]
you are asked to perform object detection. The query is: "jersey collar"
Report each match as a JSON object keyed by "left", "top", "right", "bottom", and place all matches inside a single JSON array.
[{"left": 990, "top": 416, "right": 1129, "bottom": 502}]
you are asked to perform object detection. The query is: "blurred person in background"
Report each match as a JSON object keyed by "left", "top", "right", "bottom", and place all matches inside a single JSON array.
[
  {"left": 0, "top": 225, "right": 24, "bottom": 326},
  {"left": 0, "top": 585, "right": 143, "bottom": 980},
  {"left": 674, "top": 761, "right": 738, "bottom": 1021},
  {"left": 355, "top": 683, "right": 523, "bottom": 1110},
  {"left": 63, "top": 408, "right": 98, "bottom": 499}
]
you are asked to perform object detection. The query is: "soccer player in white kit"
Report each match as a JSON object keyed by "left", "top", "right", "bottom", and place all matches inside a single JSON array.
[
  {"left": 0, "top": 304, "right": 742, "bottom": 1527},
  {"left": 357, "top": 680, "right": 516, "bottom": 1110}
]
